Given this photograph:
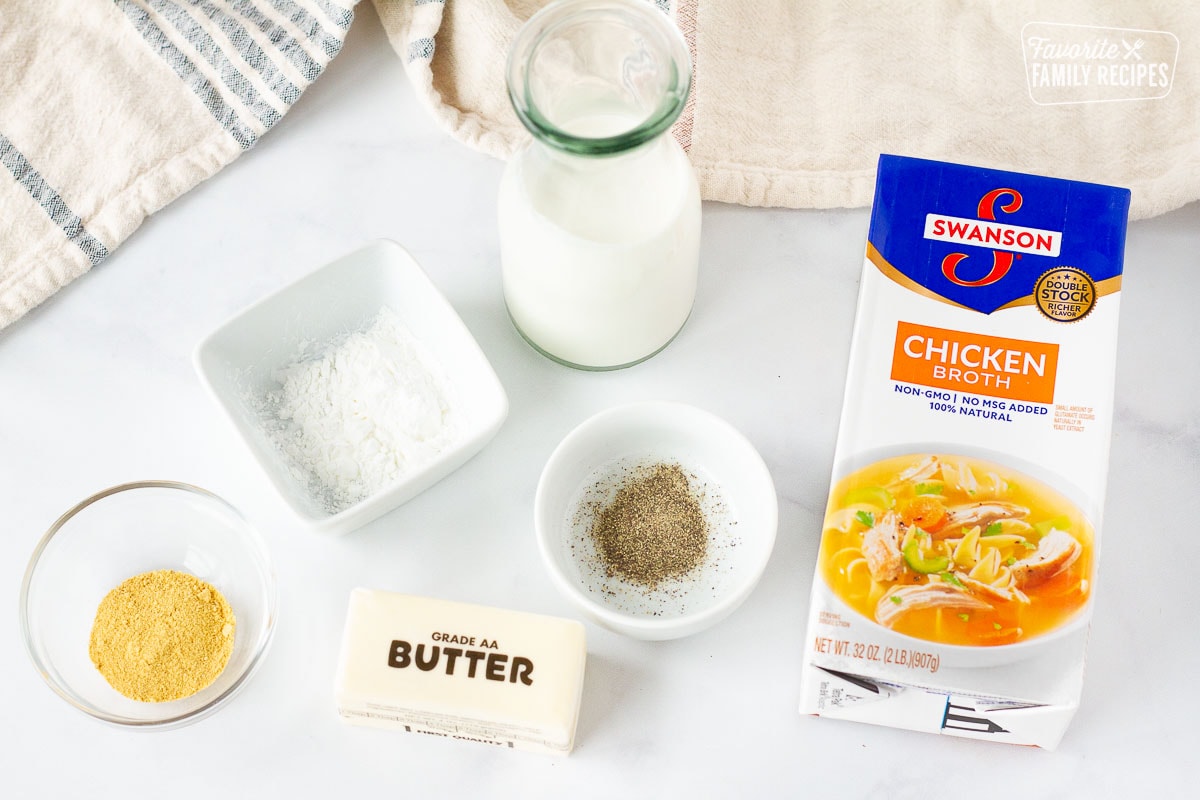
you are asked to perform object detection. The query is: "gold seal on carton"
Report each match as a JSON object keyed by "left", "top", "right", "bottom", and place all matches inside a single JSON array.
[{"left": 1034, "top": 267, "right": 1097, "bottom": 322}]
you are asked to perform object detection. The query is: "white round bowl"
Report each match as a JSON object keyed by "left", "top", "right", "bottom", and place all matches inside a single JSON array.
[
  {"left": 20, "top": 482, "right": 277, "bottom": 729},
  {"left": 535, "top": 402, "right": 777, "bottom": 640}
]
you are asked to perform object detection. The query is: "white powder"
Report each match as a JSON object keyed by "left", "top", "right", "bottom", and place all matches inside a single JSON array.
[{"left": 260, "top": 307, "right": 458, "bottom": 515}]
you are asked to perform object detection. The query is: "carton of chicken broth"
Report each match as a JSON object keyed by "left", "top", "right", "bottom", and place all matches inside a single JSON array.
[{"left": 798, "top": 155, "right": 1130, "bottom": 749}]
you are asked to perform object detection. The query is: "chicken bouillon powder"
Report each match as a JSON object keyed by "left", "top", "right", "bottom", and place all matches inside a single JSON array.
[{"left": 89, "top": 569, "right": 236, "bottom": 702}]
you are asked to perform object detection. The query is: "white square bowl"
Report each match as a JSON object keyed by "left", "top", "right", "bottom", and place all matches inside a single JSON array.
[{"left": 194, "top": 240, "right": 508, "bottom": 535}]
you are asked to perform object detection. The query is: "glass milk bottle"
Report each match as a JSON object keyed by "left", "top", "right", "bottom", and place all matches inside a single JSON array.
[{"left": 498, "top": 0, "right": 700, "bottom": 370}]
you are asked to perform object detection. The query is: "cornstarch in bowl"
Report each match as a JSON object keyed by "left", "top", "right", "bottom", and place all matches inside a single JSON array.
[
  {"left": 251, "top": 306, "right": 459, "bottom": 515},
  {"left": 194, "top": 240, "right": 510, "bottom": 535}
]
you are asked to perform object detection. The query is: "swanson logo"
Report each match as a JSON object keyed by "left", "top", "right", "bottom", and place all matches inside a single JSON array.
[{"left": 923, "top": 188, "right": 1062, "bottom": 287}]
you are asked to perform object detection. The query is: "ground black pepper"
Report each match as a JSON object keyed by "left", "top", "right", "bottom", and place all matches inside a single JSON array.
[{"left": 590, "top": 462, "right": 708, "bottom": 588}]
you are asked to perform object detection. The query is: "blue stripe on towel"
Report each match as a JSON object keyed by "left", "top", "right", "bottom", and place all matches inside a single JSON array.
[
  {"left": 226, "top": 0, "right": 323, "bottom": 84},
  {"left": 114, "top": 0, "right": 257, "bottom": 149},
  {"left": 180, "top": 0, "right": 303, "bottom": 106},
  {"left": 315, "top": 0, "right": 353, "bottom": 31},
  {"left": 144, "top": 0, "right": 282, "bottom": 128},
  {"left": 265, "top": 0, "right": 345, "bottom": 60},
  {"left": 408, "top": 37, "right": 435, "bottom": 63},
  {"left": 0, "top": 133, "right": 110, "bottom": 267}
]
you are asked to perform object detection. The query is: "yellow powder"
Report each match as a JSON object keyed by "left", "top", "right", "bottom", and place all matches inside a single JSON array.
[{"left": 88, "top": 569, "right": 236, "bottom": 703}]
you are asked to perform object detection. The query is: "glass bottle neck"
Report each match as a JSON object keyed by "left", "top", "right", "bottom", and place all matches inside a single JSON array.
[
  {"left": 506, "top": 0, "right": 692, "bottom": 157},
  {"left": 531, "top": 122, "right": 672, "bottom": 169}
]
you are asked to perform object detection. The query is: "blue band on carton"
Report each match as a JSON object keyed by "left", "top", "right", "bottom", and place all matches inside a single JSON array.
[{"left": 868, "top": 155, "right": 1131, "bottom": 314}]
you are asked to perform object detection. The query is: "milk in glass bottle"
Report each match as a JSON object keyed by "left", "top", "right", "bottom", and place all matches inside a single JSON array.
[{"left": 498, "top": 0, "right": 700, "bottom": 370}]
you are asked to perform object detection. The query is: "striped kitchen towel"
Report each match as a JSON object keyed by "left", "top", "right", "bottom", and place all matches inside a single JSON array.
[
  {"left": 377, "top": 0, "right": 1200, "bottom": 221},
  {"left": 0, "top": 0, "right": 358, "bottom": 330}
]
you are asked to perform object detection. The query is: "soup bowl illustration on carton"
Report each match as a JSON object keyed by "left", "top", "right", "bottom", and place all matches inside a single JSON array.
[{"left": 817, "top": 451, "right": 1094, "bottom": 667}]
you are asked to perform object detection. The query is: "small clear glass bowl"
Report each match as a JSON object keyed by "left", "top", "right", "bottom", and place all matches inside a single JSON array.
[{"left": 20, "top": 481, "right": 277, "bottom": 729}]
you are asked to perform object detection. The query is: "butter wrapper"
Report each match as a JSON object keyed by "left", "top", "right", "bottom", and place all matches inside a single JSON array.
[{"left": 335, "top": 589, "right": 587, "bottom": 755}]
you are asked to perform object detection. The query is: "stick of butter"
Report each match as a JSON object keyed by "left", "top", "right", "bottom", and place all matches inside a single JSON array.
[{"left": 334, "top": 588, "right": 587, "bottom": 755}]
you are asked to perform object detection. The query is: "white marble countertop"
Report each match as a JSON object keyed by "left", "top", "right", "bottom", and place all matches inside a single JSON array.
[{"left": 2, "top": 6, "right": 1194, "bottom": 796}]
